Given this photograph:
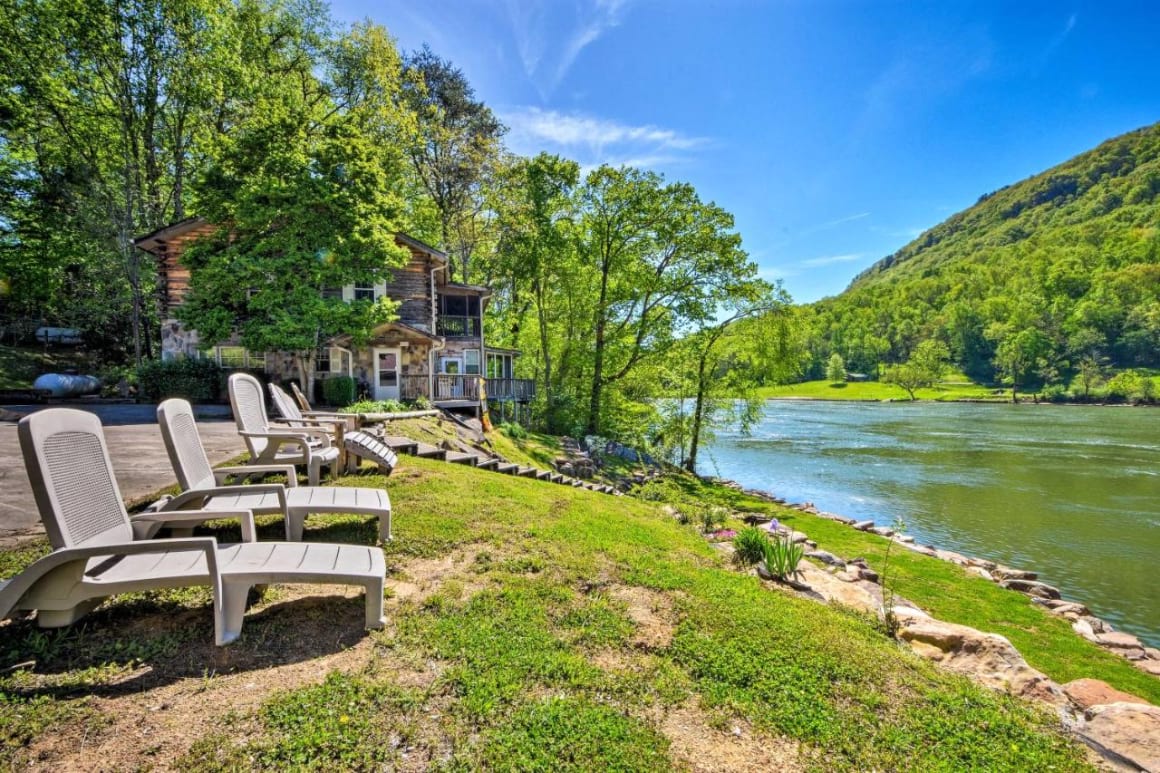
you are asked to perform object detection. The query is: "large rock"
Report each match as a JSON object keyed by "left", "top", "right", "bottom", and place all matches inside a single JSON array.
[
  {"left": 869, "top": 526, "right": 895, "bottom": 537},
  {"left": 993, "top": 566, "right": 1038, "bottom": 581},
  {"left": 1097, "top": 632, "right": 1147, "bottom": 660},
  {"left": 851, "top": 520, "right": 875, "bottom": 531},
  {"left": 965, "top": 566, "right": 995, "bottom": 582},
  {"left": 1076, "top": 702, "right": 1160, "bottom": 772},
  {"left": 897, "top": 617, "right": 1062, "bottom": 704},
  {"left": 1063, "top": 679, "right": 1149, "bottom": 711},
  {"left": 999, "top": 579, "right": 1061, "bottom": 600},
  {"left": 805, "top": 550, "right": 846, "bottom": 568},
  {"left": 1135, "top": 660, "right": 1160, "bottom": 676}
]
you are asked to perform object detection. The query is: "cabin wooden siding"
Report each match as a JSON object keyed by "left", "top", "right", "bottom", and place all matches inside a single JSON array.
[{"left": 385, "top": 246, "right": 440, "bottom": 330}]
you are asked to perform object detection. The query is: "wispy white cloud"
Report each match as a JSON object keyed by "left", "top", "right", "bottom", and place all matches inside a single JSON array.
[
  {"left": 800, "top": 253, "right": 866, "bottom": 268},
  {"left": 503, "top": 0, "right": 631, "bottom": 99},
  {"left": 759, "top": 265, "right": 800, "bottom": 279},
  {"left": 1041, "top": 13, "right": 1077, "bottom": 64},
  {"left": 503, "top": 107, "right": 707, "bottom": 171}
]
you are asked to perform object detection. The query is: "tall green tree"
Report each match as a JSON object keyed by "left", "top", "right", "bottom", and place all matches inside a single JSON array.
[
  {"left": 577, "top": 166, "right": 755, "bottom": 435},
  {"left": 179, "top": 22, "right": 413, "bottom": 396},
  {"left": 884, "top": 339, "right": 950, "bottom": 399},
  {"left": 402, "top": 46, "right": 505, "bottom": 283},
  {"left": 489, "top": 153, "right": 582, "bottom": 431}
]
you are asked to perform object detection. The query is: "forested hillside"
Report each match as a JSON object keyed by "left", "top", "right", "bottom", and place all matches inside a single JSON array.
[{"left": 798, "top": 122, "right": 1160, "bottom": 394}]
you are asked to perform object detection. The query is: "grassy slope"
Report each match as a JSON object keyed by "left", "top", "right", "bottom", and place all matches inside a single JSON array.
[
  {"left": 0, "top": 457, "right": 1101, "bottom": 770},
  {"left": 654, "top": 474, "right": 1160, "bottom": 705}
]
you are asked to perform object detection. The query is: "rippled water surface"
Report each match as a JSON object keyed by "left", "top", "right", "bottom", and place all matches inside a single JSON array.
[{"left": 700, "top": 401, "right": 1160, "bottom": 646}]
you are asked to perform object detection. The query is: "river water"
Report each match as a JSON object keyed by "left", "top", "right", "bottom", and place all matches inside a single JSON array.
[{"left": 700, "top": 401, "right": 1160, "bottom": 647}]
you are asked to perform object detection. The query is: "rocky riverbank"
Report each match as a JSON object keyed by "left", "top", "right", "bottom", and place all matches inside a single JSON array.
[{"left": 699, "top": 476, "right": 1160, "bottom": 771}]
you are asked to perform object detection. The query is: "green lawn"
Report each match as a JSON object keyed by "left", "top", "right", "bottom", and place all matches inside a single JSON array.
[
  {"left": 755, "top": 377, "right": 1002, "bottom": 402},
  {"left": 0, "top": 456, "right": 1098, "bottom": 770}
]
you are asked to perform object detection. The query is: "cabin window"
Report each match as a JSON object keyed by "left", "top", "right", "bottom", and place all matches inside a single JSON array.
[
  {"left": 437, "top": 294, "right": 481, "bottom": 337},
  {"left": 216, "top": 346, "right": 264, "bottom": 369},
  {"left": 486, "top": 353, "right": 514, "bottom": 379},
  {"left": 464, "top": 349, "right": 480, "bottom": 375},
  {"left": 353, "top": 284, "right": 376, "bottom": 302},
  {"left": 439, "top": 356, "right": 463, "bottom": 375}
]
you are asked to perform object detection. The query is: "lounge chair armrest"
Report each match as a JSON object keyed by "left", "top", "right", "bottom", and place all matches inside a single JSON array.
[
  {"left": 0, "top": 537, "right": 222, "bottom": 621},
  {"left": 239, "top": 432, "right": 316, "bottom": 455},
  {"left": 213, "top": 464, "right": 298, "bottom": 487},
  {"left": 303, "top": 411, "right": 358, "bottom": 421},
  {"left": 132, "top": 509, "right": 259, "bottom": 542},
  {"left": 155, "top": 484, "right": 287, "bottom": 515}
]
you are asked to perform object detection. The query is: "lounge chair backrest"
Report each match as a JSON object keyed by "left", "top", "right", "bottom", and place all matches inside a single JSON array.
[
  {"left": 229, "top": 372, "right": 270, "bottom": 456},
  {"left": 17, "top": 408, "right": 132, "bottom": 550},
  {"left": 290, "top": 382, "right": 312, "bottom": 412},
  {"left": 157, "top": 398, "right": 215, "bottom": 492},
  {"left": 269, "top": 383, "right": 304, "bottom": 423}
]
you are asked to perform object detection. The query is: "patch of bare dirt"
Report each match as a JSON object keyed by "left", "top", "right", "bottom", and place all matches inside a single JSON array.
[
  {"left": 17, "top": 584, "right": 385, "bottom": 771},
  {"left": 609, "top": 584, "right": 677, "bottom": 650},
  {"left": 387, "top": 544, "right": 486, "bottom": 605},
  {"left": 660, "top": 701, "right": 804, "bottom": 772}
]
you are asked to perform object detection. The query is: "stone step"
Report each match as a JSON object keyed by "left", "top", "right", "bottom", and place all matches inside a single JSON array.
[
  {"left": 412, "top": 442, "right": 447, "bottom": 460},
  {"left": 380, "top": 436, "right": 419, "bottom": 455},
  {"left": 535, "top": 469, "right": 553, "bottom": 480},
  {"left": 444, "top": 451, "right": 477, "bottom": 466},
  {"left": 517, "top": 466, "right": 538, "bottom": 478},
  {"left": 474, "top": 457, "right": 499, "bottom": 471},
  {"left": 548, "top": 473, "right": 563, "bottom": 483},
  {"left": 494, "top": 462, "right": 520, "bottom": 475}
]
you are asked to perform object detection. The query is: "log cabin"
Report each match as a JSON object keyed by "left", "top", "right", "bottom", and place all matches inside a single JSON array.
[{"left": 132, "top": 217, "right": 534, "bottom": 412}]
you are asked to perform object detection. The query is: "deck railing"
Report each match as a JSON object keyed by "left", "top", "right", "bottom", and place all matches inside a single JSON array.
[{"left": 396, "top": 374, "right": 536, "bottom": 403}]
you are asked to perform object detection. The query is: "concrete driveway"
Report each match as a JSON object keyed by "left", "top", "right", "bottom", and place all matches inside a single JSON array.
[{"left": 0, "top": 403, "right": 246, "bottom": 539}]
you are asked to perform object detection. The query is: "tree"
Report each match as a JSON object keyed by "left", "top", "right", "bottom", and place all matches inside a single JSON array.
[
  {"left": 1074, "top": 356, "right": 1106, "bottom": 401},
  {"left": 402, "top": 46, "right": 505, "bottom": 282},
  {"left": 884, "top": 339, "right": 949, "bottom": 399},
  {"left": 826, "top": 353, "right": 846, "bottom": 383},
  {"left": 681, "top": 285, "right": 790, "bottom": 472},
  {"left": 179, "top": 22, "right": 413, "bottom": 397},
  {"left": 488, "top": 153, "right": 581, "bottom": 431},
  {"left": 576, "top": 166, "right": 756, "bottom": 435},
  {"left": 991, "top": 327, "right": 1050, "bottom": 402}
]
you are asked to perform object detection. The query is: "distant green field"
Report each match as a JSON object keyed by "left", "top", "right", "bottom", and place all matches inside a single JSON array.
[{"left": 755, "top": 378, "right": 1003, "bottom": 402}]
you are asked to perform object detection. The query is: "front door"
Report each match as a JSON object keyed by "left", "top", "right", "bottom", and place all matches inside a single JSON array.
[{"left": 373, "top": 348, "right": 400, "bottom": 400}]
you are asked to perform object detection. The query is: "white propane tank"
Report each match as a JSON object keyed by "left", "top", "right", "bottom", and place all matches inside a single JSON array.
[{"left": 32, "top": 373, "right": 102, "bottom": 398}]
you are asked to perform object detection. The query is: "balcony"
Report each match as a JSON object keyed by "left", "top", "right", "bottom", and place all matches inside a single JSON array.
[
  {"left": 435, "top": 315, "right": 481, "bottom": 338},
  {"left": 398, "top": 374, "right": 536, "bottom": 404}
]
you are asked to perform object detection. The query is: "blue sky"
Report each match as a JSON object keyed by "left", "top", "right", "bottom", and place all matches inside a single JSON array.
[{"left": 329, "top": 1, "right": 1160, "bottom": 303}]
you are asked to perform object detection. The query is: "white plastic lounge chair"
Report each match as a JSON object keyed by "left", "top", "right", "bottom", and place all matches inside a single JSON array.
[
  {"left": 0, "top": 408, "right": 385, "bottom": 645},
  {"left": 269, "top": 383, "right": 398, "bottom": 476},
  {"left": 156, "top": 398, "right": 392, "bottom": 542},
  {"left": 229, "top": 372, "right": 339, "bottom": 485}
]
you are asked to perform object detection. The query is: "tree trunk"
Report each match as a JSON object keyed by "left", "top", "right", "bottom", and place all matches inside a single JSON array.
[
  {"left": 586, "top": 254, "right": 612, "bottom": 436},
  {"left": 685, "top": 351, "right": 710, "bottom": 472}
]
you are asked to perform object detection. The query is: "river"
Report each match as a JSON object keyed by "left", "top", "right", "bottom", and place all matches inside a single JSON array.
[{"left": 700, "top": 401, "right": 1160, "bottom": 647}]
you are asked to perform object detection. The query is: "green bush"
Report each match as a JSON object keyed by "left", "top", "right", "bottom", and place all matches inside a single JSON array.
[
  {"left": 499, "top": 421, "right": 528, "bottom": 439},
  {"left": 732, "top": 526, "right": 770, "bottom": 566},
  {"left": 321, "top": 375, "right": 357, "bottom": 406},
  {"left": 137, "top": 357, "right": 222, "bottom": 402},
  {"left": 1041, "top": 384, "right": 1069, "bottom": 403},
  {"left": 343, "top": 399, "right": 405, "bottom": 413},
  {"left": 411, "top": 395, "right": 433, "bottom": 410},
  {"left": 762, "top": 534, "right": 805, "bottom": 581}
]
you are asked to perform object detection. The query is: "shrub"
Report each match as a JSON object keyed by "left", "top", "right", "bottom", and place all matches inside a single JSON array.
[
  {"left": 500, "top": 421, "right": 528, "bottom": 439},
  {"left": 699, "top": 506, "right": 728, "bottom": 534},
  {"left": 1041, "top": 384, "right": 1068, "bottom": 403},
  {"left": 137, "top": 357, "right": 222, "bottom": 402},
  {"left": 343, "top": 399, "right": 405, "bottom": 413},
  {"left": 411, "top": 395, "right": 432, "bottom": 410},
  {"left": 321, "top": 375, "right": 357, "bottom": 407},
  {"left": 762, "top": 535, "right": 804, "bottom": 581},
  {"left": 732, "top": 526, "right": 770, "bottom": 566}
]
